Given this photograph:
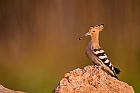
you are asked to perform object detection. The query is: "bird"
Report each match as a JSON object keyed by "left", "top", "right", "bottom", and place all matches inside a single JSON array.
[{"left": 79, "top": 24, "right": 120, "bottom": 79}]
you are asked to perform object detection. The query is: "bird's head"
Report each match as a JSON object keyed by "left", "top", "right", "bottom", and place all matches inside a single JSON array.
[{"left": 79, "top": 24, "right": 104, "bottom": 40}]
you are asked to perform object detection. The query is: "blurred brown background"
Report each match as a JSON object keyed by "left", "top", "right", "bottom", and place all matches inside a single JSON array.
[{"left": 0, "top": 0, "right": 140, "bottom": 93}]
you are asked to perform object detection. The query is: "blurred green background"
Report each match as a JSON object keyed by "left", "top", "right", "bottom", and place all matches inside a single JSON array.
[{"left": 0, "top": 0, "right": 140, "bottom": 93}]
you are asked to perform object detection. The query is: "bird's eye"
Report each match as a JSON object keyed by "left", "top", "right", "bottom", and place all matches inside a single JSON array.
[{"left": 93, "top": 31, "right": 95, "bottom": 32}]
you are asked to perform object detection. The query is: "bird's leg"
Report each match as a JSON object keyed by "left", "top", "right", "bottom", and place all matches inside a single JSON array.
[
  {"left": 95, "top": 65, "right": 101, "bottom": 69},
  {"left": 92, "top": 65, "right": 102, "bottom": 76}
]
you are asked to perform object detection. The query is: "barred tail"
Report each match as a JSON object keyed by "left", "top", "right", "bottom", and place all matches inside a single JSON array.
[{"left": 114, "top": 67, "right": 120, "bottom": 74}]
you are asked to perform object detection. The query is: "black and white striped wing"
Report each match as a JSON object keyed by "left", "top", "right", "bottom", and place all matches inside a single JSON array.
[{"left": 93, "top": 49, "right": 120, "bottom": 74}]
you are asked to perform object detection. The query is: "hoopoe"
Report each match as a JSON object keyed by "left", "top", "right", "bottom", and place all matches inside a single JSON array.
[{"left": 79, "top": 24, "right": 120, "bottom": 79}]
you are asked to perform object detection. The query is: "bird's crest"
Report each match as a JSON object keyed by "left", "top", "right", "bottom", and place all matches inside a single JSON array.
[{"left": 79, "top": 24, "right": 104, "bottom": 40}]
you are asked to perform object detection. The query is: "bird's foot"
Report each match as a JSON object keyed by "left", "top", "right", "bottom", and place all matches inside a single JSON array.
[
  {"left": 92, "top": 65, "right": 102, "bottom": 76},
  {"left": 95, "top": 65, "right": 101, "bottom": 70}
]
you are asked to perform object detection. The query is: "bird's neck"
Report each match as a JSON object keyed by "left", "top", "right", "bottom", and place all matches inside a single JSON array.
[{"left": 91, "top": 33, "right": 100, "bottom": 49}]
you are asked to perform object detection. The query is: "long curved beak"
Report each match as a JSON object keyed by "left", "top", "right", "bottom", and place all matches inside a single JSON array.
[{"left": 79, "top": 32, "right": 91, "bottom": 40}]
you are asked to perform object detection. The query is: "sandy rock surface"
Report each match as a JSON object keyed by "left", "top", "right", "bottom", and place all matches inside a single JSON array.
[
  {"left": 0, "top": 85, "right": 26, "bottom": 93},
  {"left": 54, "top": 65, "right": 134, "bottom": 93}
]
